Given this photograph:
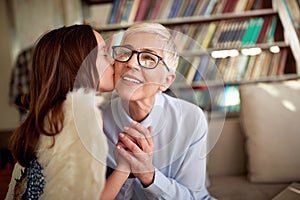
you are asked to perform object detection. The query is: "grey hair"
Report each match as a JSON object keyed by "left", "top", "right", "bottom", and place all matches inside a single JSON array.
[{"left": 121, "top": 23, "right": 179, "bottom": 72}]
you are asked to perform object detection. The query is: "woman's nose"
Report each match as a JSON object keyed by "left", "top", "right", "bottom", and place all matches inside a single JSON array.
[{"left": 127, "top": 53, "right": 140, "bottom": 70}]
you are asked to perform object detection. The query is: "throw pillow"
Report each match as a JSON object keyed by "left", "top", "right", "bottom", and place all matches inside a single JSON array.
[{"left": 240, "top": 80, "right": 300, "bottom": 182}]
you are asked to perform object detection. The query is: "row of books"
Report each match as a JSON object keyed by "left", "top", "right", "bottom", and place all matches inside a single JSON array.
[
  {"left": 171, "top": 16, "right": 278, "bottom": 51},
  {"left": 102, "top": 15, "right": 278, "bottom": 53},
  {"left": 176, "top": 48, "right": 289, "bottom": 84},
  {"left": 107, "top": 0, "right": 267, "bottom": 24},
  {"left": 169, "top": 85, "right": 240, "bottom": 112}
]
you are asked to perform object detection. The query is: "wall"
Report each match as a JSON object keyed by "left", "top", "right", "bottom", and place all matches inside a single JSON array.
[
  {"left": 0, "top": 0, "right": 18, "bottom": 130},
  {"left": 0, "top": 0, "right": 82, "bottom": 130}
]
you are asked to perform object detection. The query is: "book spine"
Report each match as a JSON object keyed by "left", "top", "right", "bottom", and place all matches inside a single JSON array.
[{"left": 108, "top": 0, "right": 121, "bottom": 24}]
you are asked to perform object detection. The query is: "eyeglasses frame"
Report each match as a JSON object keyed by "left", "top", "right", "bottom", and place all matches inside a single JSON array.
[{"left": 112, "top": 45, "right": 170, "bottom": 71}]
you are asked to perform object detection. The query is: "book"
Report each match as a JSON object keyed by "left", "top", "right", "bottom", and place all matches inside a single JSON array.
[
  {"left": 168, "top": 0, "right": 183, "bottom": 18},
  {"left": 176, "top": 58, "right": 191, "bottom": 82},
  {"left": 251, "top": 0, "right": 264, "bottom": 9},
  {"left": 193, "top": 0, "right": 208, "bottom": 16},
  {"left": 192, "top": 24, "right": 210, "bottom": 50},
  {"left": 186, "top": 56, "right": 201, "bottom": 84},
  {"left": 127, "top": 0, "right": 141, "bottom": 22},
  {"left": 194, "top": 89, "right": 211, "bottom": 110},
  {"left": 249, "top": 17, "right": 264, "bottom": 44},
  {"left": 241, "top": 18, "right": 256, "bottom": 46},
  {"left": 174, "top": 25, "right": 191, "bottom": 51},
  {"left": 108, "top": 0, "right": 121, "bottom": 24},
  {"left": 268, "top": 52, "right": 281, "bottom": 76},
  {"left": 256, "top": 16, "right": 272, "bottom": 44},
  {"left": 260, "top": 51, "right": 272, "bottom": 77},
  {"left": 216, "top": 57, "right": 228, "bottom": 80},
  {"left": 250, "top": 51, "right": 267, "bottom": 78},
  {"left": 157, "top": 0, "right": 174, "bottom": 19},
  {"left": 222, "top": 0, "right": 238, "bottom": 13},
  {"left": 211, "top": 20, "right": 225, "bottom": 48},
  {"left": 202, "top": 23, "right": 217, "bottom": 48},
  {"left": 235, "top": 20, "right": 248, "bottom": 46},
  {"left": 202, "top": 0, "right": 218, "bottom": 16},
  {"left": 224, "top": 21, "right": 240, "bottom": 47},
  {"left": 217, "top": 85, "right": 240, "bottom": 112},
  {"left": 194, "top": 54, "right": 210, "bottom": 82},
  {"left": 234, "top": 0, "right": 248, "bottom": 12},
  {"left": 183, "top": 0, "right": 198, "bottom": 17},
  {"left": 266, "top": 16, "right": 277, "bottom": 43},
  {"left": 205, "top": 56, "right": 219, "bottom": 80},
  {"left": 177, "top": 0, "right": 190, "bottom": 17},
  {"left": 149, "top": 0, "right": 163, "bottom": 20},
  {"left": 223, "top": 55, "right": 239, "bottom": 81},
  {"left": 145, "top": 0, "right": 157, "bottom": 20},
  {"left": 277, "top": 48, "right": 288, "bottom": 75},
  {"left": 212, "top": 0, "right": 226, "bottom": 14},
  {"left": 134, "top": 0, "right": 151, "bottom": 21},
  {"left": 245, "top": 0, "right": 256, "bottom": 10},
  {"left": 182, "top": 25, "right": 198, "bottom": 50},
  {"left": 114, "top": 0, "right": 126, "bottom": 23},
  {"left": 236, "top": 54, "right": 250, "bottom": 80},
  {"left": 243, "top": 55, "right": 257, "bottom": 79},
  {"left": 120, "top": 0, "right": 134, "bottom": 23},
  {"left": 198, "top": 0, "right": 210, "bottom": 16}
]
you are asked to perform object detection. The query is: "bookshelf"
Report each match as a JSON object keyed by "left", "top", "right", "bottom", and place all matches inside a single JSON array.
[{"left": 82, "top": 0, "right": 300, "bottom": 113}]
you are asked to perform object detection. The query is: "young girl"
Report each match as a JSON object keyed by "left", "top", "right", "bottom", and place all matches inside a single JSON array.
[{"left": 6, "top": 24, "right": 129, "bottom": 200}]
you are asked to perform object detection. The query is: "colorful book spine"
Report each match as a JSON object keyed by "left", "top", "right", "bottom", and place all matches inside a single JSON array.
[
  {"left": 241, "top": 18, "right": 256, "bottom": 46},
  {"left": 108, "top": 0, "right": 121, "bottom": 24},
  {"left": 183, "top": 0, "right": 198, "bottom": 17},
  {"left": 249, "top": 17, "right": 264, "bottom": 44},
  {"left": 120, "top": 0, "right": 134, "bottom": 23},
  {"left": 134, "top": 0, "right": 151, "bottom": 21}
]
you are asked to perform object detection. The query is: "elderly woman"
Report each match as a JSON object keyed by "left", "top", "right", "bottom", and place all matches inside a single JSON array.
[{"left": 103, "top": 22, "right": 212, "bottom": 199}]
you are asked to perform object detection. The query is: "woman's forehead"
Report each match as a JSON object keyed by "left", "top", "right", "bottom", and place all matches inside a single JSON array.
[{"left": 123, "top": 32, "right": 167, "bottom": 51}]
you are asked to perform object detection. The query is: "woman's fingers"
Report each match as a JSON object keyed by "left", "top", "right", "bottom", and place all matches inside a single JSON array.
[
  {"left": 123, "top": 121, "right": 154, "bottom": 151},
  {"left": 119, "top": 133, "right": 142, "bottom": 153}
]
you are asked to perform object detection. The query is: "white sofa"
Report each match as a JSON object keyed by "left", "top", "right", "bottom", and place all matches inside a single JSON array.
[{"left": 206, "top": 79, "right": 300, "bottom": 200}]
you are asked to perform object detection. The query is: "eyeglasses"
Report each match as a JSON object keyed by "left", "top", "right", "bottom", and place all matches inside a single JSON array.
[{"left": 112, "top": 45, "right": 170, "bottom": 71}]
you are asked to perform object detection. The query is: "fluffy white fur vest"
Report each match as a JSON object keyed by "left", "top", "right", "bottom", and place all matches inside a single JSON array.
[{"left": 6, "top": 89, "right": 108, "bottom": 200}]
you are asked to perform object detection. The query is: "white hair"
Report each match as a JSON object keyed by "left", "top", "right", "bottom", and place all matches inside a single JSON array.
[{"left": 121, "top": 23, "right": 179, "bottom": 72}]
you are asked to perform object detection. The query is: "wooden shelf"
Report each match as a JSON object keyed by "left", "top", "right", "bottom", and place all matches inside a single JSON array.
[
  {"left": 170, "top": 74, "right": 300, "bottom": 90},
  {"left": 180, "top": 41, "right": 289, "bottom": 57},
  {"left": 87, "top": 0, "right": 300, "bottom": 113},
  {"left": 273, "top": 0, "right": 300, "bottom": 74}
]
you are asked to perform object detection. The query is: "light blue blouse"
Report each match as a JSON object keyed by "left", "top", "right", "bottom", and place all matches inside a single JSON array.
[{"left": 102, "top": 92, "right": 212, "bottom": 199}]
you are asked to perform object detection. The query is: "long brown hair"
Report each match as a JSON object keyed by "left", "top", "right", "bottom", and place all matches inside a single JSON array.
[{"left": 10, "top": 24, "right": 99, "bottom": 167}]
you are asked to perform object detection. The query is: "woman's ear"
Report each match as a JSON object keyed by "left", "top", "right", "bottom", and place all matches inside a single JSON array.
[{"left": 159, "top": 72, "right": 176, "bottom": 92}]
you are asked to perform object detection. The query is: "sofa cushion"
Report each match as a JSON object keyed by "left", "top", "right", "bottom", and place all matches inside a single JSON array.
[
  {"left": 208, "top": 175, "right": 288, "bottom": 200},
  {"left": 240, "top": 80, "right": 300, "bottom": 182}
]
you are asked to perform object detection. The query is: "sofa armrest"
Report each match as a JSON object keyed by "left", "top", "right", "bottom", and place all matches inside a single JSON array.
[{"left": 207, "top": 115, "right": 246, "bottom": 176}]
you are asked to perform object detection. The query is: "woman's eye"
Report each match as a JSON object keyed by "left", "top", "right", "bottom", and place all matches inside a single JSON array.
[{"left": 142, "top": 55, "right": 156, "bottom": 62}]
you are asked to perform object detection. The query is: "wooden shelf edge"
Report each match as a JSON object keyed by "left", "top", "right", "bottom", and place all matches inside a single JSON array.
[
  {"left": 180, "top": 41, "right": 289, "bottom": 57},
  {"left": 171, "top": 74, "right": 300, "bottom": 90}
]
